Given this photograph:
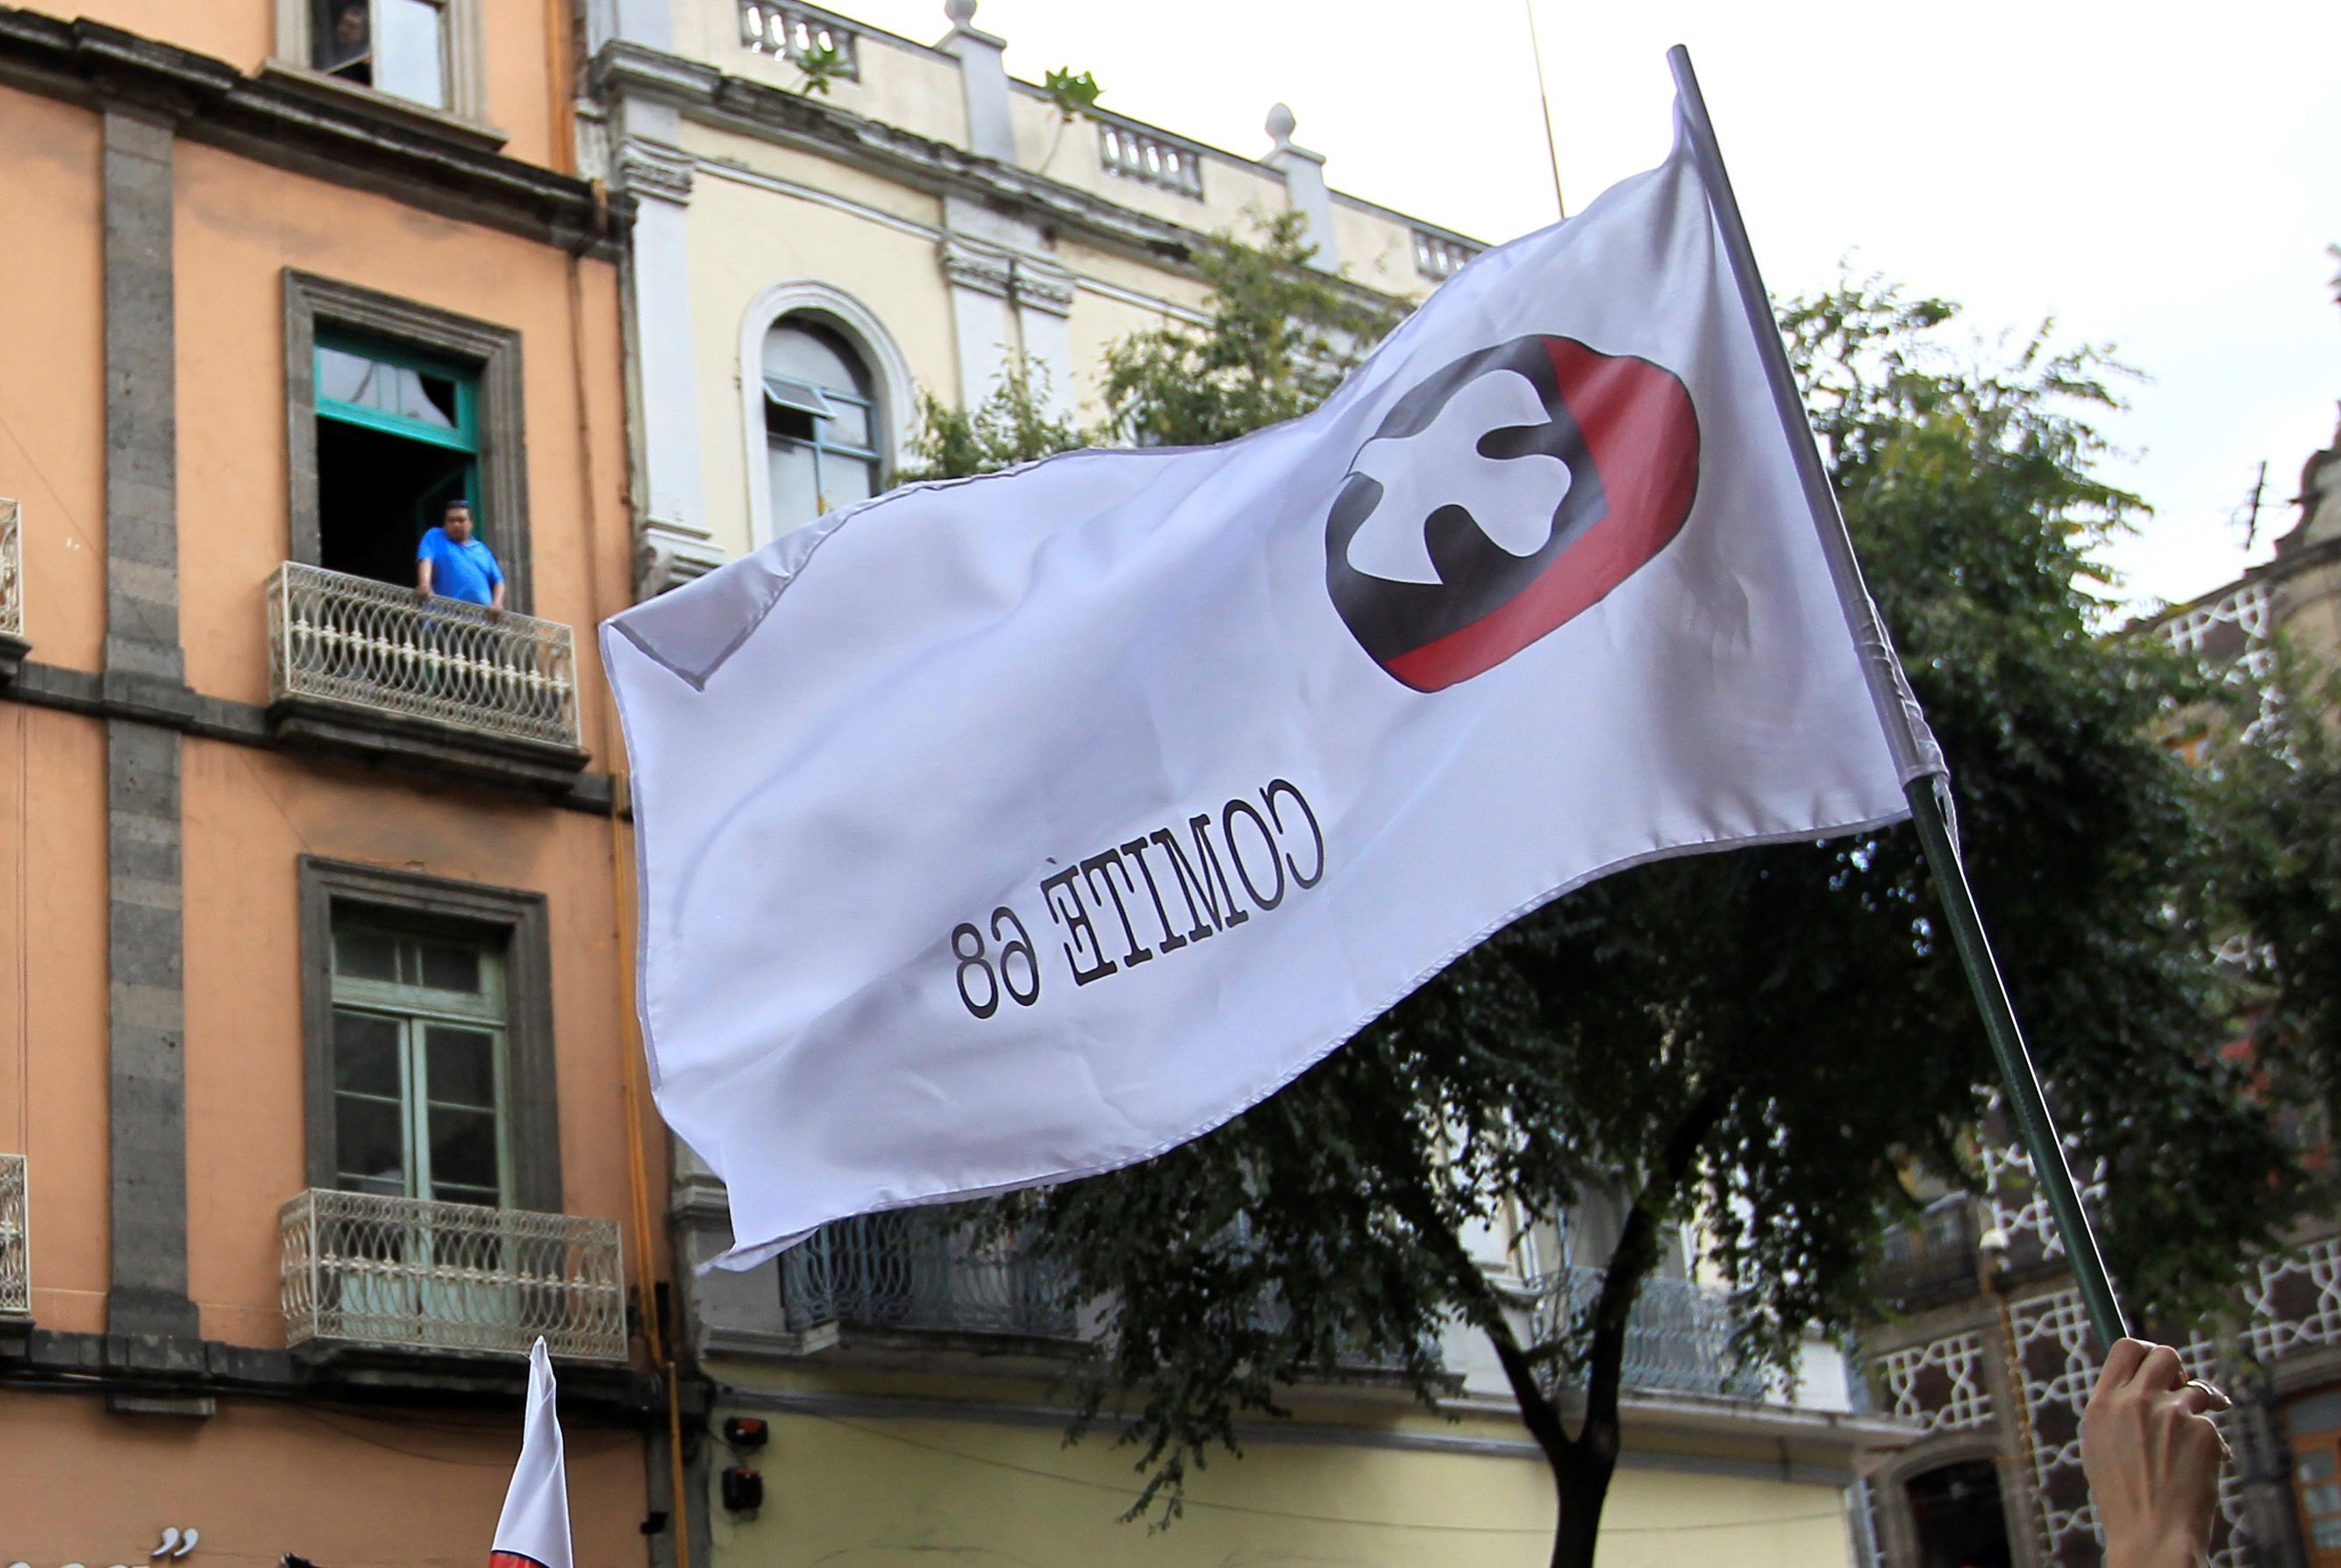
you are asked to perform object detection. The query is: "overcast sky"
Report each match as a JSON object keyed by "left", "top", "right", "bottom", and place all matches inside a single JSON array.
[{"left": 839, "top": 0, "right": 2340, "bottom": 611}]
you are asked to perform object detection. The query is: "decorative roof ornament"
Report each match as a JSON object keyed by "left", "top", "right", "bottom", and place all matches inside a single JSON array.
[{"left": 1266, "top": 102, "right": 1297, "bottom": 152}]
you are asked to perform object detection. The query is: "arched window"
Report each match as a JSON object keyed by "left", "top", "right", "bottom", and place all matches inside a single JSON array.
[{"left": 762, "top": 317, "right": 882, "bottom": 532}]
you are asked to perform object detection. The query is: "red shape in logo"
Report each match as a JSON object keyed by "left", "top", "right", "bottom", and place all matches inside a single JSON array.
[{"left": 1325, "top": 335, "right": 1702, "bottom": 692}]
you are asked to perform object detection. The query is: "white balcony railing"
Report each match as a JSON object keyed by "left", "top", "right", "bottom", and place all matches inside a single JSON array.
[
  {"left": 0, "top": 1153, "right": 26, "bottom": 1317},
  {"left": 0, "top": 496, "right": 21, "bottom": 642},
  {"left": 1098, "top": 122, "right": 1205, "bottom": 199},
  {"left": 1414, "top": 229, "right": 1480, "bottom": 281},
  {"left": 280, "top": 1188, "right": 625, "bottom": 1362},
  {"left": 266, "top": 561, "right": 581, "bottom": 749},
  {"left": 739, "top": 0, "right": 859, "bottom": 78}
]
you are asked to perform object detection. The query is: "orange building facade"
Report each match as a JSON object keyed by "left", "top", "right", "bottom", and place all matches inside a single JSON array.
[{"left": 0, "top": 4, "right": 667, "bottom": 1565}]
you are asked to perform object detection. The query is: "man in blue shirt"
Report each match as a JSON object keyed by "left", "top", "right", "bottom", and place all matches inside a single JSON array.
[{"left": 415, "top": 498, "right": 505, "bottom": 609}]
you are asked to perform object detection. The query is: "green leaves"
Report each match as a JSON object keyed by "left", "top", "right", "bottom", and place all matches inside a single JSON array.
[
  {"left": 902, "top": 360, "right": 1084, "bottom": 482},
  {"left": 792, "top": 41, "right": 846, "bottom": 96},
  {"left": 1098, "top": 211, "right": 1402, "bottom": 449},
  {"left": 1044, "top": 67, "right": 1103, "bottom": 122},
  {"left": 906, "top": 262, "right": 2303, "bottom": 1563}
]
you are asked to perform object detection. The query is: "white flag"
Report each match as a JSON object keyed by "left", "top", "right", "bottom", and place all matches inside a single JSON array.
[
  {"left": 491, "top": 1339, "right": 572, "bottom": 1568},
  {"left": 604, "top": 104, "right": 1939, "bottom": 1267}
]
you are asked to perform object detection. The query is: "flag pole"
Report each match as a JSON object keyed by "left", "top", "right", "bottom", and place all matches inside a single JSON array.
[
  {"left": 1665, "top": 43, "right": 2132, "bottom": 1350},
  {"left": 1523, "top": 0, "right": 1567, "bottom": 218}
]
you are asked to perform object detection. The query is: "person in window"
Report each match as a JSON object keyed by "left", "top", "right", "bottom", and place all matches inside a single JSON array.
[
  {"left": 416, "top": 498, "right": 503, "bottom": 610},
  {"left": 321, "top": 0, "right": 371, "bottom": 82}
]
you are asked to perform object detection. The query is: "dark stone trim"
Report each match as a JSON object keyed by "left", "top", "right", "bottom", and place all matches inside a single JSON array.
[
  {"left": 104, "top": 719, "right": 195, "bottom": 1343},
  {"left": 0, "top": 632, "right": 27, "bottom": 682},
  {"left": 0, "top": 9, "right": 625, "bottom": 260},
  {"left": 270, "top": 700, "right": 588, "bottom": 797},
  {"left": 0, "top": 1327, "right": 658, "bottom": 1419},
  {"left": 284, "top": 271, "right": 534, "bottom": 612},
  {"left": 1, "top": 662, "right": 617, "bottom": 815},
  {"left": 100, "top": 101, "right": 197, "bottom": 1350},
  {"left": 103, "top": 106, "right": 180, "bottom": 682},
  {"left": 297, "top": 857, "right": 563, "bottom": 1212}
]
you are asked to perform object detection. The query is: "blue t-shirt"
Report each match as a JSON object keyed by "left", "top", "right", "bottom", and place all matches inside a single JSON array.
[{"left": 417, "top": 526, "right": 504, "bottom": 605}]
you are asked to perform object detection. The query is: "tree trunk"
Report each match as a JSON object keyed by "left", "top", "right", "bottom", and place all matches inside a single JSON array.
[
  {"left": 1551, "top": 1441, "right": 1617, "bottom": 1568},
  {"left": 1506, "top": 1086, "right": 1728, "bottom": 1568},
  {"left": 1389, "top": 1088, "right": 1725, "bottom": 1567}
]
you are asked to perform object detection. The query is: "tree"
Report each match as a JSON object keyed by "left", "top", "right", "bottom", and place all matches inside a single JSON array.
[
  {"left": 913, "top": 239, "right": 2302, "bottom": 1566},
  {"left": 2205, "top": 649, "right": 2341, "bottom": 1123}
]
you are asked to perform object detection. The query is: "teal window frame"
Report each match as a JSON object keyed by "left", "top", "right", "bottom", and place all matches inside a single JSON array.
[{"left": 315, "top": 331, "right": 482, "bottom": 457}]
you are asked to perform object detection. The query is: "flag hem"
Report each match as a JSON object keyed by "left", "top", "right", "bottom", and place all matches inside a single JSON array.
[{"left": 702, "top": 798, "right": 1917, "bottom": 1272}]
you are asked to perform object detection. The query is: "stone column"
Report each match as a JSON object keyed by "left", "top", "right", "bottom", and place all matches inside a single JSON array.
[
  {"left": 617, "top": 110, "right": 720, "bottom": 595},
  {"left": 936, "top": 0, "right": 1016, "bottom": 163},
  {"left": 1010, "top": 257, "right": 1078, "bottom": 424},
  {"left": 100, "top": 105, "right": 202, "bottom": 1386},
  {"left": 1265, "top": 103, "right": 1338, "bottom": 274},
  {"left": 940, "top": 233, "right": 1017, "bottom": 407}
]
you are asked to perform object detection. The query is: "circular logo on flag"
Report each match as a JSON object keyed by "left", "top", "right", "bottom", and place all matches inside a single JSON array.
[{"left": 1324, "top": 333, "right": 1701, "bottom": 692}]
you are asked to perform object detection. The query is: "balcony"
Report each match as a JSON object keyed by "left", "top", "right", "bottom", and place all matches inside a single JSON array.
[
  {"left": 265, "top": 562, "right": 585, "bottom": 791},
  {"left": 279, "top": 1188, "right": 626, "bottom": 1363},
  {"left": 0, "top": 1153, "right": 26, "bottom": 1319},
  {"left": 0, "top": 496, "right": 25, "bottom": 679},
  {"left": 738, "top": 0, "right": 859, "bottom": 78},
  {"left": 1877, "top": 1195, "right": 1985, "bottom": 1307},
  {"left": 781, "top": 1210, "right": 1077, "bottom": 1342},
  {"left": 1529, "top": 1266, "right": 1765, "bottom": 1401}
]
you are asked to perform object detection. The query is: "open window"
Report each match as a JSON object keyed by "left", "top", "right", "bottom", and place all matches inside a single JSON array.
[
  {"left": 283, "top": 0, "right": 483, "bottom": 121},
  {"left": 763, "top": 317, "right": 882, "bottom": 532},
  {"left": 285, "top": 273, "right": 531, "bottom": 610},
  {"left": 314, "top": 332, "right": 481, "bottom": 591}
]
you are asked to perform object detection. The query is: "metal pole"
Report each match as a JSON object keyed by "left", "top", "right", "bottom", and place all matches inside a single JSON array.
[
  {"left": 1907, "top": 781, "right": 2130, "bottom": 1344},
  {"left": 1523, "top": 0, "right": 1567, "bottom": 218},
  {"left": 1665, "top": 44, "right": 2131, "bottom": 1350}
]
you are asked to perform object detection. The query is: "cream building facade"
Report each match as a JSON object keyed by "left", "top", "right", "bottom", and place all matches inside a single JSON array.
[{"left": 579, "top": 4, "right": 1907, "bottom": 1564}]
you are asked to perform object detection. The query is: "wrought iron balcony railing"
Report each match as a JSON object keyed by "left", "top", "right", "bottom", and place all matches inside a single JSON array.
[
  {"left": 782, "top": 1210, "right": 1077, "bottom": 1340},
  {"left": 0, "top": 497, "right": 21, "bottom": 644},
  {"left": 1528, "top": 1265, "right": 1765, "bottom": 1401},
  {"left": 1877, "top": 1196, "right": 1985, "bottom": 1305},
  {"left": 279, "top": 1188, "right": 625, "bottom": 1362},
  {"left": 0, "top": 1153, "right": 26, "bottom": 1317},
  {"left": 266, "top": 561, "right": 582, "bottom": 750}
]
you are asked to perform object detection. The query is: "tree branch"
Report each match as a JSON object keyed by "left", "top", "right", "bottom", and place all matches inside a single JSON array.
[
  {"left": 1578, "top": 1084, "right": 1728, "bottom": 1460},
  {"left": 1381, "top": 1180, "right": 1577, "bottom": 1476}
]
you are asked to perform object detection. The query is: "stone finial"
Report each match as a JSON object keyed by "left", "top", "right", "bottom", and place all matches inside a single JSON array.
[
  {"left": 944, "top": 0, "right": 978, "bottom": 27},
  {"left": 1266, "top": 102, "right": 1297, "bottom": 151}
]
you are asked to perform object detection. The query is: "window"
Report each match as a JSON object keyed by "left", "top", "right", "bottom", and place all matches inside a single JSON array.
[
  {"left": 284, "top": 274, "right": 532, "bottom": 610},
  {"left": 2291, "top": 1389, "right": 2341, "bottom": 1560},
  {"left": 763, "top": 319, "right": 881, "bottom": 532},
  {"left": 330, "top": 920, "right": 510, "bottom": 1206},
  {"left": 315, "top": 332, "right": 480, "bottom": 591},
  {"left": 289, "top": 0, "right": 482, "bottom": 120},
  {"left": 300, "top": 859, "right": 560, "bottom": 1210}
]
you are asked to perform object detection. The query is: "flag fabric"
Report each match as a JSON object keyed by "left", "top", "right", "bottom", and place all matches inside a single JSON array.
[
  {"left": 491, "top": 1338, "right": 573, "bottom": 1568},
  {"left": 603, "top": 100, "right": 1943, "bottom": 1268}
]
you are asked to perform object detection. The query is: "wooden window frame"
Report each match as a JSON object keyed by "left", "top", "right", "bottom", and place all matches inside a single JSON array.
[
  {"left": 299, "top": 857, "right": 560, "bottom": 1211},
  {"left": 285, "top": 272, "right": 533, "bottom": 612}
]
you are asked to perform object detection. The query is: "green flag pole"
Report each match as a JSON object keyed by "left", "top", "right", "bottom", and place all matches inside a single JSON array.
[{"left": 1666, "top": 43, "right": 2132, "bottom": 1350}]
